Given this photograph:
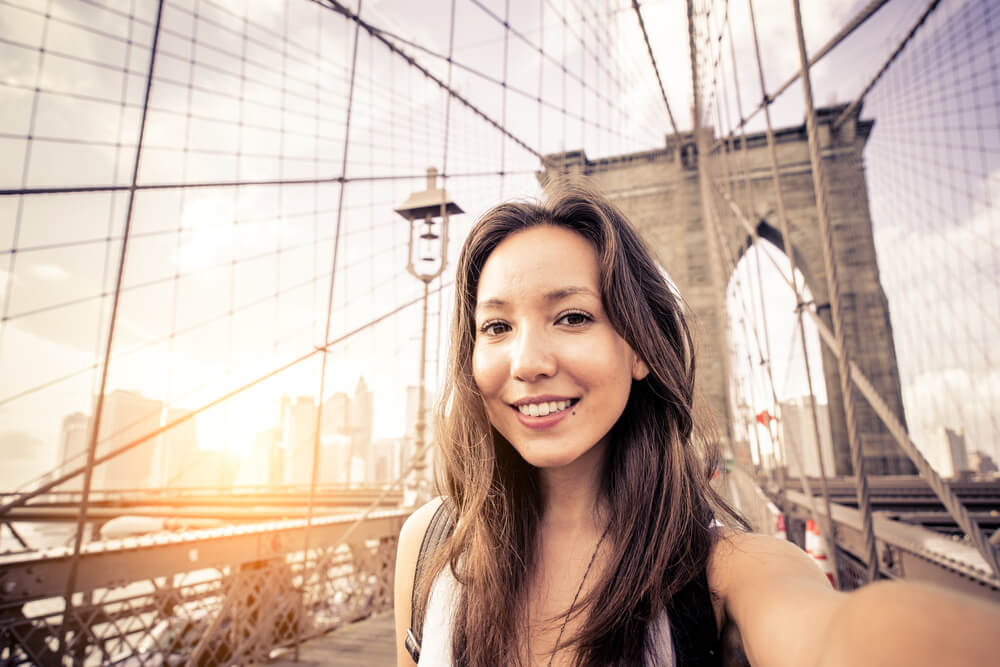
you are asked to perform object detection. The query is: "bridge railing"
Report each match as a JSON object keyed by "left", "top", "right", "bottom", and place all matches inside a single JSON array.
[
  {"left": 723, "top": 466, "right": 784, "bottom": 539},
  {"left": 0, "top": 510, "right": 409, "bottom": 666},
  {"left": 726, "top": 465, "right": 1000, "bottom": 602}
]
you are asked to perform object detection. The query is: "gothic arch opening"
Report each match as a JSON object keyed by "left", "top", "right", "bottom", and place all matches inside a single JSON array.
[{"left": 725, "top": 229, "right": 836, "bottom": 479}]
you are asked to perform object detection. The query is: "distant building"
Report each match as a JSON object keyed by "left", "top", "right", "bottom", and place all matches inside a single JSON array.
[
  {"left": 59, "top": 412, "right": 92, "bottom": 491},
  {"left": 349, "top": 377, "right": 373, "bottom": 458},
  {"left": 371, "top": 437, "right": 407, "bottom": 485},
  {"left": 942, "top": 427, "right": 970, "bottom": 478},
  {"left": 405, "top": 385, "right": 434, "bottom": 441},
  {"left": 99, "top": 390, "right": 163, "bottom": 490},
  {"left": 235, "top": 427, "right": 282, "bottom": 486},
  {"left": 281, "top": 395, "right": 318, "bottom": 486},
  {"left": 173, "top": 448, "right": 240, "bottom": 487},
  {"left": 157, "top": 408, "right": 198, "bottom": 487},
  {"left": 778, "top": 398, "right": 836, "bottom": 479},
  {"left": 322, "top": 392, "right": 350, "bottom": 438},
  {"left": 349, "top": 455, "right": 366, "bottom": 486},
  {"left": 969, "top": 450, "right": 999, "bottom": 475},
  {"left": 266, "top": 429, "right": 285, "bottom": 486},
  {"left": 319, "top": 433, "right": 352, "bottom": 485}
]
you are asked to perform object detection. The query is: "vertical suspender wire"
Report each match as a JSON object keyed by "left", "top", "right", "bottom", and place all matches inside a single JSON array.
[
  {"left": 299, "top": 2, "right": 365, "bottom": 660},
  {"left": 577, "top": 2, "right": 585, "bottom": 150},
  {"left": 725, "top": 15, "right": 754, "bottom": 235},
  {"left": 705, "top": 2, "right": 786, "bottom": 489},
  {"left": 726, "top": 0, "right": 773, "bottom": 487},
  {"left": 424, "top": 0, "right": 459, "bottom": 489},
  {"left": 734, "top": 278, "right": 770, "bottom": 484},
  {"left": 714, "top": 18, "right": 782, "bottom": 482},
  {"left": 790, "top": 0, "right": 878, "bottom": 583},
  {"left": 701, "top": 93, "right": 832, "bottom": 544},
  {"left": 708, "top": 0, "right": 834, "bottom": 571},
  {"left": 750, "top": 235, "right": 781, "bottom": 474},
  {"left": 538, "top": 0, "right": 544, "bottom": 158},
  {"left": 58, "top": 0, "right": 166, "bottom": 659},
  {"left": 500, "top": 0, "right": 510, "bottom": 199},
  {"left": 746, "top": 0, "right": 841, "bottom": 579},
  {"left": 708, "top": 186, "right": 826, "bottom": 535},
  {"left": 688, "top": 0, "right": 736, "bottom": 456},
  {"left": 561, "top": 0, "right": 568, "bottom": 160}
]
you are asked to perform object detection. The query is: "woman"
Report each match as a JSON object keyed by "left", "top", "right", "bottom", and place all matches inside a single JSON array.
[{"left": 393, "top": 182, "right": 998, "bottom": 666}]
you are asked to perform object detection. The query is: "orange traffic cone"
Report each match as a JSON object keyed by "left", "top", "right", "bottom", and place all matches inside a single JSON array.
[
  {"left": 775, "top": 513, "right": 787, "bottom": 541},
  {"left": 804, "top": 519, "right": 837, "bottom": 588}
]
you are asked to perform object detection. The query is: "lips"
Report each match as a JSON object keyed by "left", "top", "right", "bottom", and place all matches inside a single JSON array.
[
  {"left": 509, "top": 396, "right": 579, "bottom": 430},
  {"left": 515, "top": 399, "right": 573, "bottom": 417}
]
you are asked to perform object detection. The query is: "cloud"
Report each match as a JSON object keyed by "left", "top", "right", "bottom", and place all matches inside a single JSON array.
[
  {"left": 901, "top": 365, "right": 1000, "bottom": 468},
  {"left": 31, "top": 263, "right": 70, "bottom": 281}
]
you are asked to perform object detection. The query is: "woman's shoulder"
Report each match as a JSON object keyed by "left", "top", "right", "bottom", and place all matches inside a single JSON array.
[
  {"left": 394, "top": 496, "right": 446, "bottom": 667},
  {"left": 707, "top": 527, "right": 830, "bottom": 594},
  {"left": 399, "top": 497, "right": 446, "bottom": 553}
]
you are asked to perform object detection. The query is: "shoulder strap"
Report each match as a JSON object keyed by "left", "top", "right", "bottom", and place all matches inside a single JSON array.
[
  {"left": 666, "top": 569, "right": 722, "bottom": 666},
  {"left": 405, "top": 499, "right": 455, "bottom": 663}
]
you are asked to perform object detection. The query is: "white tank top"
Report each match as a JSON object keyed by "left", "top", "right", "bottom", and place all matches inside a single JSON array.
[{"left": 418, "top": 566, "right": 676, "bottom": 666}]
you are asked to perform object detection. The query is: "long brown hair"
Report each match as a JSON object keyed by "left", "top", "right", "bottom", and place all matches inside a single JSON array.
[{"left": 421, "top": 181, "right": 745, "bottom": 666}]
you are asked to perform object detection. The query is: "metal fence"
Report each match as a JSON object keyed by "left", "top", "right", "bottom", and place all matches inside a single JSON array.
[{"left": 1, "top": 510, "right": 406, "bottom": 665}]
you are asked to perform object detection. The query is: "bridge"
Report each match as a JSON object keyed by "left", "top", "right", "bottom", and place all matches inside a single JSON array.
[{"left": 1, "top": 0, "right": 998, "bottom": 664}]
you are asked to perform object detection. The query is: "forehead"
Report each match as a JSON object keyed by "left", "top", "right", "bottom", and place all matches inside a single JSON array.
[{"left": 475, "top": 225, "right": 601, "bottom": 305}]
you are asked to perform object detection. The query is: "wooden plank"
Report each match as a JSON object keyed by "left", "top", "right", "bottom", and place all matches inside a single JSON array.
[{"left": 261, "top": 613, "right": 396, "bottom": 667}]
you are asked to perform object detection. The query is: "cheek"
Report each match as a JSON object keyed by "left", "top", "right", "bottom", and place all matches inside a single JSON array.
[{"left": 471, "top": 346, "right": 499, "bottom": 396}]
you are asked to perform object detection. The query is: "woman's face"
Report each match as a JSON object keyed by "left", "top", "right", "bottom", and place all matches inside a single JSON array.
[{"left": 472, "top": 225, "right": 648, "bottom": 469}]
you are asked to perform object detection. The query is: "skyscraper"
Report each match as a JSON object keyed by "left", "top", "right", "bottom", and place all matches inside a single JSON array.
[
  {"left": 349, "top": 377, "right": 373, "bottom": 458},
  {"left": 778, "top": 398, "right": 835, "bottom": 479},
  {"left": 322, "top": 392, "right": 349, "bottom": 438},
  {"left": 157, "top": 408, "right": 198, "bottom": 487},
  {"left": 319, "top": 432, "right": 352, "bottom": 485},
  {"left": 99, "top": 390, "right": 163, "bottom": 490},
  {"left": 235, "top": 427, "right": 282, "bottom": 486},
  {"left": 405, "top": 385, "right": 433, "bottom": 441},
  {"left": 59, "top": 412, "right": 92, "bottom": 492},
  {"left": 281, "top": 395, "right": 318, "bottom": 486},
  {"left": 942, "top": 427, "right": 969, "bottom": 478}
]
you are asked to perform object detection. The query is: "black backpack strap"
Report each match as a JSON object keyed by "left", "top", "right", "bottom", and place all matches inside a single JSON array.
[
  {"left": 405, "top": 499, "right": 455, "bottom": 663},
  {"left": 667, "top": 569, "right": 722, "bottom": 666}
]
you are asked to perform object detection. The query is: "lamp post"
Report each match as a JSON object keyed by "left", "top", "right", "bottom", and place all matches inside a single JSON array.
[{"left": 395, "top": 167, "right": 463, "bottom": 505}]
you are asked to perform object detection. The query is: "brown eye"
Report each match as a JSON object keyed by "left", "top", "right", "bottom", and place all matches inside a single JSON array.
[
  {"left": 480, "top": 320, "right": 511, "bottom": 337},
  {"left": 557, "top": 311, "right": 592, "bottom": 327}
]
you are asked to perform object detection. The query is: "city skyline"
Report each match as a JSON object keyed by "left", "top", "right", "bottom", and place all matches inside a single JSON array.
[{"left": 7, "top": 376, "right": 426, "bottom": 493}]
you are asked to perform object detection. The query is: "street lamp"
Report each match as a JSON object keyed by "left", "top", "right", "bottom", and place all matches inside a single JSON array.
[{"left": 395, "top": 167, "right": 463, "bottom": 505}]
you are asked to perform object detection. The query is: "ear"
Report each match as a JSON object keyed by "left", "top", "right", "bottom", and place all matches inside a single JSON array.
[{"left": 631, "top": 352, "right": 650, "bottom": 381}]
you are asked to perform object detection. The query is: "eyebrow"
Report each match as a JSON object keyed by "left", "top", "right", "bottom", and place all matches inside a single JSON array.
[{"left": 476, "top": 286, "right": 599, "bottom": 311}]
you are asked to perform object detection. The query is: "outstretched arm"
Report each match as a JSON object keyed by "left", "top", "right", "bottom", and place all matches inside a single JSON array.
[{"left": 711, "top": 531, "right": 1000, "bottom": 667}]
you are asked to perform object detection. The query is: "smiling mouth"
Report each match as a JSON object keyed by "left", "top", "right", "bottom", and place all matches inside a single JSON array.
[{"left": 511, "top": 398, "right": 579, "bottom": 417}]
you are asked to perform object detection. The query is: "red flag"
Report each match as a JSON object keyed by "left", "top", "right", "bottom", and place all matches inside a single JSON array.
[{"left": 756, "top": 410, "right": 774, "bottom": 426}]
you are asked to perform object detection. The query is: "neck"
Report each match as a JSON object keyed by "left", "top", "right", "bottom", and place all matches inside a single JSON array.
[{"left": 537, "top": 438, "right": 608, "bottom": 533}]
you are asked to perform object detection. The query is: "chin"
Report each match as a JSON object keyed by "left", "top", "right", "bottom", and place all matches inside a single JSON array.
[{"left": 507, "top": 438, "right": 604, "bottom": 471}]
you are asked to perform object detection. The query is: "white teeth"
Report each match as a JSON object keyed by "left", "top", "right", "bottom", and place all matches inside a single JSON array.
[{"left": 517, "top": 400, "right": 573, "bottom": 416}]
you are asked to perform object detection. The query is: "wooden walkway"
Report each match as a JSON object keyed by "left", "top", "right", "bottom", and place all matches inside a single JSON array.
[{"left": 260, "top": 613, "right": 397, "bottom": 667}]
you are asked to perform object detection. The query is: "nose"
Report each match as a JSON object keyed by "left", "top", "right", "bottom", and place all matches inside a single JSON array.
[{"left": 509, "top": 327, "right": 557, "bottom": 382}]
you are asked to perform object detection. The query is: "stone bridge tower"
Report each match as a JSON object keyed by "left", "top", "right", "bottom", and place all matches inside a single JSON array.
[{"left": 543, "top": 105, "right": 915, "bottom": 476}]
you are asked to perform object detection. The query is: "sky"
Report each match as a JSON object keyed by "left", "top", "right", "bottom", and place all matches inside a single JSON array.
[{"left": 0, "top": 0, "right": 996, "bottom": 490}]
